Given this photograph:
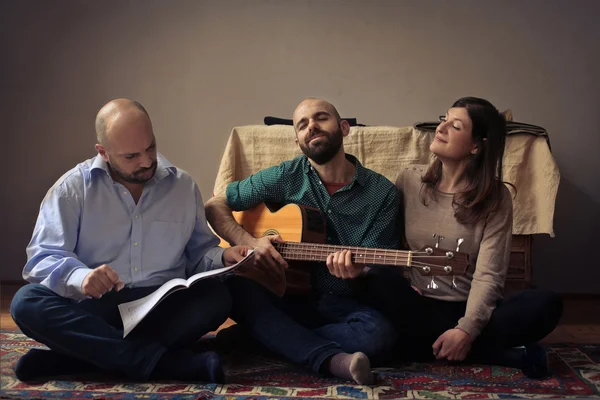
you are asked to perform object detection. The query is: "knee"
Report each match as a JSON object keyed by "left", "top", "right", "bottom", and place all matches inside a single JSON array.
[
  {"left": 10, "top": 284, "right": 54, "bottom": 327},
  {"left": 516, "top": 289, "right": 563, "bottom": 336},
  {"left": 537, "top": 289, "right": 563, "bottom": 327},
  {"left": 525, "top": 289, "right": 563, "bottom": 322}
]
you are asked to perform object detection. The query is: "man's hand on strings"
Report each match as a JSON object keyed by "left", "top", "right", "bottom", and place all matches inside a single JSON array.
[
  {"left": 249, "top": 235, "right": 288, "bottom": 280},
  {"left": 326, "top": 249, "right": 366, "bottom": 279}
]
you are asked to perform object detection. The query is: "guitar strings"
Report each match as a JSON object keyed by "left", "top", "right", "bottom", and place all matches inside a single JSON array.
[
  {"left": 277, "top": 242, "right": 454, "bottom": 254},
  {"left": 276, "top": 246, "right": 459, "bottom": 271},
  {"left": 276, "top": 243, "right": 458, "bottom": 259}
]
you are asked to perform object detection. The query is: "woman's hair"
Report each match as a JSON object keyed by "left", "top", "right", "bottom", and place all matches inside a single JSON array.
[{"left": 420, "top": 96, "right": 510, "bottom": 224}]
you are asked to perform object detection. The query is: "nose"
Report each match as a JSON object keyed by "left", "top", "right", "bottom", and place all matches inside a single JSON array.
[
  {"left": 140, "top": 152, "right": 153, "bottom": 168},
  {"left": 307, "top": 118, "right": 318, "bottom": 132},
  {"left": 436, "top": 119, "right": 449, "bottom": 134}
]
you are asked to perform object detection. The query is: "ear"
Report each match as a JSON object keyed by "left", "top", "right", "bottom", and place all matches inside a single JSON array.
[
  {"left": 471, "top": 137, "right": 487, "bottom": 155},
  {"left": 340, "top": 119, "right": 351, "bottom": 137},
  {"left": 95, "top": 143, "right": 109, "bottom": 162},
  {"left": 294, "top": 137, "right": 300, "bottom": 149}
]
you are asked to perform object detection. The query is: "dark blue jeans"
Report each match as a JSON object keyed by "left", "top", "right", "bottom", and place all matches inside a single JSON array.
[
  {"left": 226, "top": 275, "right": 396, "bottom": 374},
  {"left": 10, "top": 278, "right": 231, "bottom": 380},
  {"left": 360, "top": 266, "right": 563, "bottom": 362}
]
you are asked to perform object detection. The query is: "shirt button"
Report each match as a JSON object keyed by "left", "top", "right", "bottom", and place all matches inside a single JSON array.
[
  {"left": 327, "top": 236, "right": 332, "bottom": 241},
  {"left": 134, "top": 214, "right": 140, "bottom": 219},
  {"left": 327, "top": 210, "right": 332, "bottom": 214},
  {"left": 134, "top": 241, "right": 139, "bottom": 247},
  {"left": 134, "top": 267, "right": 139, "bottom": 272},
  {"left": 123, "top": 191, "right": 127, "bottom": 195}
]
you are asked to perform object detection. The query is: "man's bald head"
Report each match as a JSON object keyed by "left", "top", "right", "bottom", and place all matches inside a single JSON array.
[
  {"left": 95, "top": 98, "right": 151, "bottom": 146},
  {"left": 292, "top": 97, "right": 349, "bottom": 165},
  {"left": 293, "top": 98, "right": 342, "bottom": 131},
  {"left": 94, "top": 99, "right": 157, "bottom": 185}
]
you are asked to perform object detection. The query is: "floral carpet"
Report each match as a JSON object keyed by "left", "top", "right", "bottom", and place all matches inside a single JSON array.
[{"left": 1, "top": 331, "right": 599, "bottom": 399}]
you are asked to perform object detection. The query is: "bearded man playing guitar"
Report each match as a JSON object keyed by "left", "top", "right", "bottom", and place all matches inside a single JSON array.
[{"left": 205, "top": 98, "right": 402, "bottom": 384}]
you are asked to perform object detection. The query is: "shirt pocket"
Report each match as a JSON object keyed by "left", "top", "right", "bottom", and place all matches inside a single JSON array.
[{"left": 144, "top": 221, "right": 187, "bottom": 269}]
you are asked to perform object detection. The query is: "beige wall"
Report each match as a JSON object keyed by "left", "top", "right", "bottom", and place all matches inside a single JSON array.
[{"left": 2, "top": 0, "right": 599, "bottom": 293}]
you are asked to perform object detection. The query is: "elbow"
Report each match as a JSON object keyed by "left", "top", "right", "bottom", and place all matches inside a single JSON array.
[
  {"left": 204, "top": 196, "right": 216, "bottom": 213},
  {"left": 204, "top": 196, "right": 227, "bottom": 222}
]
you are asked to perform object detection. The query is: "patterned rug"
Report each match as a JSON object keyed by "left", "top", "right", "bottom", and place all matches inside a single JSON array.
[{"left": 1, "top": 331, "right": 599, "bottom": 399}]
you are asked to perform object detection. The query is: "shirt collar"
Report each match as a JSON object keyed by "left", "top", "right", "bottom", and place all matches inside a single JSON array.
[
  {"left": 90, "top": 152, "right": 176, "bottom": 183},
  {"left": 302, "top": 153, "right": 366, "bottom": 187}
]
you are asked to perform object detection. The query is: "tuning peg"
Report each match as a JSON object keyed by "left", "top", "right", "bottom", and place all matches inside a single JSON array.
[
  {"left": 427, "top": 275, "right": 439, "bottom": 290},
  {"left": 433, "top": 234, "right": 445, "bottom": 248},
  {"left": 456, "top": 238, "right": 464, "bottom": 252}
]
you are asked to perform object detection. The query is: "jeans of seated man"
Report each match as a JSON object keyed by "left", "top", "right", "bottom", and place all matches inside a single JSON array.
[
  {"left": 10, "top": 278, "right": 231, "bottom": 381},
  {"left": 225, "top": 275, "right": 396, "bottom": 374}
]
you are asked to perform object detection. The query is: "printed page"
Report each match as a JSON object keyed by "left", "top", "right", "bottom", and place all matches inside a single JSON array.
[{"left": 118, "top": 250, "right": 255, "bottom": 338}]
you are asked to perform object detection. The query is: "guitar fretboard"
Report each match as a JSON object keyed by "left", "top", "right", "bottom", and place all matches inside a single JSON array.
[{"left": 275, "top": 242, "right": 414, "bottom": 267}]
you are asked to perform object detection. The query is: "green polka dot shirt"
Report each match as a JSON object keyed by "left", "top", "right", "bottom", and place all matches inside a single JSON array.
[{"left": 226, "top": 154, "right": 401, "bottom": 296}]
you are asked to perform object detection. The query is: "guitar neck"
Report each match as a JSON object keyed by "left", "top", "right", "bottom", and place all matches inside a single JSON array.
[{"left": 275, "top": 242, "right": 413, "bottom": 267}]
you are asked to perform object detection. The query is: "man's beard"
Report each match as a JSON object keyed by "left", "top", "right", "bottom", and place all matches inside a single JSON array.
[
  {"left": 108, "top": 161, "right": 157, "bottom": 184},
  {"left": 298, "top": 125, "right": 343, "bottom": 165}
]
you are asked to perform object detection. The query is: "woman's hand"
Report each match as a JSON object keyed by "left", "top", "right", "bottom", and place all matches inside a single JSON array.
[{"left": 432, "top": 328, "right": 473, "bottom": 361}]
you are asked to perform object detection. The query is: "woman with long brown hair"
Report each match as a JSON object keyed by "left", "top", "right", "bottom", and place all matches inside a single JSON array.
[{"left": 330, "top": 97, "right": 563, "bottom": 378}]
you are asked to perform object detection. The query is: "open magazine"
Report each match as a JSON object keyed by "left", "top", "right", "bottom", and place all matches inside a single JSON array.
[{"left": 118, "top": 250, "right": 255, "bottom": 338}]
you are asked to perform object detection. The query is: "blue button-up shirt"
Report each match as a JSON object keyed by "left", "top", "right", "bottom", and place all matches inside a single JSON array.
[{"left": 24, "top": 153, "right": 225, "bottom": 301}]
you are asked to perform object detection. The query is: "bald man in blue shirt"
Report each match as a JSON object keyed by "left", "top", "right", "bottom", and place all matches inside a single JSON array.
[{"left": 10, "top": 98, "right": 248, "bottom": 383}]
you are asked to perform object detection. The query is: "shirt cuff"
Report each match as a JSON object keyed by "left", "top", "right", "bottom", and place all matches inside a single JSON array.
[
  {"left": 207, "top": 246, "right": 226, "bottom": 270},
  {"left": 456, "top": 316, "right": 482, "bottom": 339},
  {"left": 65, "top": 267, "right": 94, "bottom": 300}
]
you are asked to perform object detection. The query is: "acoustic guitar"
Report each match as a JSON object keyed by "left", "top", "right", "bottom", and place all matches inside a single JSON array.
[{"left": 218, "top": 203, "right": 470, "bottom": 297}]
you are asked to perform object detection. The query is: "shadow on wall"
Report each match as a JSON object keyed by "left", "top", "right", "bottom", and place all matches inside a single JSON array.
[{"left": 532, "top": 177, "right": 600, "bottom": 294}]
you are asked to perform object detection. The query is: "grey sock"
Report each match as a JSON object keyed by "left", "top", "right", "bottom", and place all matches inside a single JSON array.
[{"left": 328, "top": 352, "right": 373, "bottom": 385}]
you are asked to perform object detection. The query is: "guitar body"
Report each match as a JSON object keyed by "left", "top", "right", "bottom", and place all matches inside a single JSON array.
[{"left": 220, "top": 203, "right": 326, "bottom": 297}]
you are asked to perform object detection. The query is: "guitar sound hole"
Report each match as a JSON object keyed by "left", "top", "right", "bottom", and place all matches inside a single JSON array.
[{"left": 262, "top": 229, "right": 280, "bottom": 237}]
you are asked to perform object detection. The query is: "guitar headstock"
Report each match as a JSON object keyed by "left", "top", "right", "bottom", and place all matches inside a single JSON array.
[{"left": 413, "top": 246, "right": 471, "bottom": 276}]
